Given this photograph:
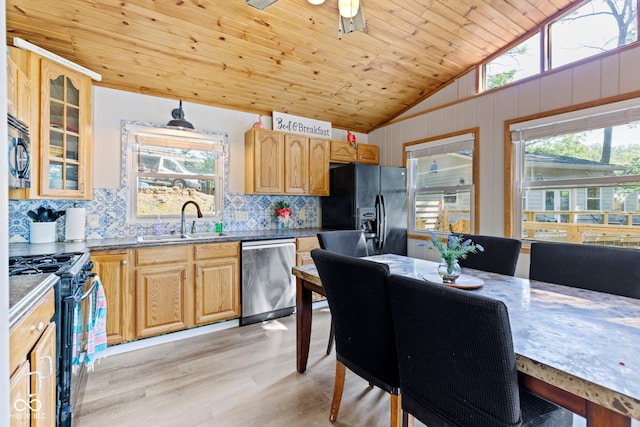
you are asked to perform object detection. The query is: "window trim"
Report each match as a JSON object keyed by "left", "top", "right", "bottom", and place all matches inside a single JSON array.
[
  {"left": 504, "top": 95, "right": 640, "bottom": 240},
  {"left": 404, "top": 128, "right": 480, "bottom": 240}
]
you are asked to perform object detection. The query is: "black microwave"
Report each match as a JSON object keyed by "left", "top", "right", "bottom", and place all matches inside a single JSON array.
[{"left": 8, "top": 113, "right": 30, "bottom": 189}]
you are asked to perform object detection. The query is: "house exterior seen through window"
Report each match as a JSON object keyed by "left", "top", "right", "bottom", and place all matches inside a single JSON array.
[
  {"left": 511, "top": 99, "right": 640, "bottom": 247},
  {"left": 406, "top": 132, "right": 477, "bottom": 237}
]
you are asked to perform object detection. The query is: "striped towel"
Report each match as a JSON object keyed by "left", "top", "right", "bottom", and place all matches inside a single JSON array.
[
  {"left": 71, "top": 298, "right": 83, "bottom": 372},
  {"left": 84, "top": 275, "right": 108, "bottom": 371}
]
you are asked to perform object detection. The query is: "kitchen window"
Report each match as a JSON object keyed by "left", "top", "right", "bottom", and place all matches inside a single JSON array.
[
  {"left": 405, "top": 130, "right": 478, "bottom": 237},
  {"left": 125, "top": 122, "right": 225, "bottom": 220},
  {"left": 509, "top": 98, "right": 640, "bottom": 246}
]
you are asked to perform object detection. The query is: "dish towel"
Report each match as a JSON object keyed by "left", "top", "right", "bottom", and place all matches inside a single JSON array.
[
  {"left": 84, "top": 275, "right": 108, "bottom": 371},
  {"left": 71, "top": 297, "right": 83, "bottom": 372}
]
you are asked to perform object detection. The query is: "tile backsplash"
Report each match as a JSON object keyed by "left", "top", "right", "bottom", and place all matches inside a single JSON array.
[{"left": 8, "top": 191, "right": 320, "bottom": 243}]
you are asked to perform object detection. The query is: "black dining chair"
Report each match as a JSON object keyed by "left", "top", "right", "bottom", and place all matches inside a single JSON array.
[
  {"left": 387, "top": 274, "right": 573, "bottom": 427},
  {"left": 457, "top": 234, "right": 522, "bottom": 276},
  {"left": 529, "top": 242, "right": 640, "bottom": 299},
  {"left": 311, "top": 249, "right": 400, "bottom": 427},
  {"left": 317, "top": 230, "right": 369, "bottom": 354}
]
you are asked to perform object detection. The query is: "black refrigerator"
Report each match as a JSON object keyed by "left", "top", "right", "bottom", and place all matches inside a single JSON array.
[{"left": 321, "top": 163, "right": 407, "bottom": 255}]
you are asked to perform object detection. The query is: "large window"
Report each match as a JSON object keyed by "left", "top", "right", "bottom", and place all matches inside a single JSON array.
[
  {"left": 406, "top": 131, "right": 478, "bottom": 237},
  {"left": 510, "top": 98, "right": 640, "bottom": 247},
  {"left": 125, "top": 122, "right": 225, "bottom": 220},
  {"left": 482, "top": 0, "right": 638, "bottom": 91}
]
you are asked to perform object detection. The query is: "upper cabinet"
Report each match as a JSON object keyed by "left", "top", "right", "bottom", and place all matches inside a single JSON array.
[
  {"left": 245, "top": 128, "right": 329, "bottom": 196},
  {"left": 40, "top": 59, "right": 93, "bottom": 199},
  {"left": 329, "top": 139, "right": 379, "bottom": 165},
  {"left": 8, "top": 47, "right": 93, "bottom": 200}
]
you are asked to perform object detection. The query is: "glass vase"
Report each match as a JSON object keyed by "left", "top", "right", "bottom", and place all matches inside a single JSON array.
[{"left": 437, "top": 259, "right": 461, "bottom": 283}]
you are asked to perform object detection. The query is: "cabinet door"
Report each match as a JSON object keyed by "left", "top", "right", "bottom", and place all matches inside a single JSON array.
[
  {"left": 284, "top": 134, "right": 309, "bottom": 194},
  {"left": 39, "top": 59, "right": 93, "bottom": 199},
  {"left": 357, "top": 143, "right": 379, "bottom": 165},
  {"left": 9, "top": 361, "right": 31, "bottom": 427},
  {"left": 296, "top": 236, "right": 320, "bottom": 266},
  {"left": 308, "top": 138, "right": 330, "bottom": 196},
  {"left": 7, "top": 55, "right": 18, "bottom": 117},
  {"left": 30, "top": 323, "right": 56, "bottom": 427},
  {"left": 330, "top": 140, "right": 357, "bottom": 163},
  {"left": 194, "top": 257, "right": 240, "bottom": 324},
  {"left": 135, "top": 265, "right": 190, "bottom": 338},
  {"left": 92, "top": 251, "right": 133, "bottom": 344},
  {"left": 245, "top": 129, "right": 284, "bottom": 194}
]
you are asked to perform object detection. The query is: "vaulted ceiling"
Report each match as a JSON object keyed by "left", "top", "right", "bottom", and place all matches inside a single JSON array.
[{"left": 6, "top": 0, "right": 578, "bottom": 132}]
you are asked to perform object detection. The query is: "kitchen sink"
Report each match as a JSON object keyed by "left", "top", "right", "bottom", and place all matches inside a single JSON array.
[{"left": 137, "top": 232, "right": 227, "bottom": 243}]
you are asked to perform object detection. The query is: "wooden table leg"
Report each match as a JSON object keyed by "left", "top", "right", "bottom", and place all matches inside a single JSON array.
[
  {"left": 296, "top": 277, "right": 313, "bottom": 373},
  {"left": 586, "top": 402, "right": 631, "bottom": 427}
]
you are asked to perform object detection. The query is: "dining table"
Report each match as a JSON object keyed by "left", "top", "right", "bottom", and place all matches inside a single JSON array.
[{"left": 292, "top": 253, "right": 640, "bottom": 427}]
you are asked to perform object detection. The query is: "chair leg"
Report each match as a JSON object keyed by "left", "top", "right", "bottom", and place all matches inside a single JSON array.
[
  {"left": 390, "top": 393, "right": 401, "bottom": 427},
  {"left": 326, "top": 319, "right": 334, "bottom": 355},
  {"left": 329, "top": 360, "right": 346, "bottom": 423}
]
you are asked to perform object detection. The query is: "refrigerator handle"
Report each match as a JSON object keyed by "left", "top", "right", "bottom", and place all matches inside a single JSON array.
[
  {"left": 374, "top": 194, "right": 382, "bottom": 251},
  {"left": 380, "top": 194, "right": 386, "bottom": 251}
]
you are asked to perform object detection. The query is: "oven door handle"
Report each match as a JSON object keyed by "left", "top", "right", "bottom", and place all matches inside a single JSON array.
[{"left": 73, "top": 274, "right": 97, "bottom": 303}]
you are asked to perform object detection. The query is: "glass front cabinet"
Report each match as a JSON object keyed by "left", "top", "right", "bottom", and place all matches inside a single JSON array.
[{"left": 39, "top": 59, "right": 93, "bottom": 199}]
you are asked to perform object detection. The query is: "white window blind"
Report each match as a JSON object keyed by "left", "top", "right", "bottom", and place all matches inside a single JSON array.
[
  {"left": 510, "top": 98, "right": 640, "bottom": 142},
  {"left": 406, "top": 133, "right": 474, "bottom": 158}
]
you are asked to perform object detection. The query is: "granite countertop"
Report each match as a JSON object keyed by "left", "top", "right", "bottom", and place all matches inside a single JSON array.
[
  {"left": 9, "top": 227, "right": 324, "bottom": 256},
  {"left": 9, "top": 273, "right": 59, "bottom": 328}
]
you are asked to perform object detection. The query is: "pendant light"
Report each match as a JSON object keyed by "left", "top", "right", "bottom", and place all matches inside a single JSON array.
[
  {"left": 338, "top": 0, "right": 359, "bottom": 18},
  {"left": 308, "top": 0, "right": 325, "bottom": 4},
  {"left": 167, "top": 100, "right": 194, "bottom": 129}
]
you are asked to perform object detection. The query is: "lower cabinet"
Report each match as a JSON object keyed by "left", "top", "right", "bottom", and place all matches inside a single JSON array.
[
  {"left": 90, "top": 250, "right": 134, "bottom": 345},
  {"left": 295, "top": 236, "right": 320, "bottom": 266},
  {"left": 128, "top": 242, "right": 240, "bottom": 340},
  {"left": 9, "top": 288, "right": 56, "bottom": 427}
]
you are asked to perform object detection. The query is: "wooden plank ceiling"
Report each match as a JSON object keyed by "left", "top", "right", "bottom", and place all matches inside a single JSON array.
[{"left": 6, "top": 0, "right": 578, "bottom": 132}]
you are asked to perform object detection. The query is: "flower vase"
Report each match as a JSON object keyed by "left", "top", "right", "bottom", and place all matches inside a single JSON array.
[
  {"left": 277, "top": 218, "right": 289, "bottom": 230},
  {"left": 437, "top": 259, "right": 461, "bottom": 283}
]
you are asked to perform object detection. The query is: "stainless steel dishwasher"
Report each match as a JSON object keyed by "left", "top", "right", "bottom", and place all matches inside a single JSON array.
[{"left": 241, "top": 239, "right": 296, "bottom": 325}]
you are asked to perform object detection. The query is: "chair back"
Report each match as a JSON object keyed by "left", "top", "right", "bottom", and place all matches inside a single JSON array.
[
  {"left": 388, "top": 274, "right": 522, "bottom": 427},
  {"left": 317, "top": 230, "right": 368, "bottom": 257},
  {"left": 310, "top": 249, "right": 398, "bottom": 393},
  {"left": 529, "top": 242, "right": 640, "bottom": 299},
  {"left": 457, "top": 234, "right": 522, "bottom": 276}
]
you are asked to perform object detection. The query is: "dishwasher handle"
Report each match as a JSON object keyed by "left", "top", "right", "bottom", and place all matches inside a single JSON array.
[{"left": 242, "top": 240, "right": 296, "bottom": 251}]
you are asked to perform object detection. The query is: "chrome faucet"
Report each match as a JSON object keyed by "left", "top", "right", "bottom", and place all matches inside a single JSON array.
[{"left": 181, "top": 201, "right": 203, "bottom": 236}]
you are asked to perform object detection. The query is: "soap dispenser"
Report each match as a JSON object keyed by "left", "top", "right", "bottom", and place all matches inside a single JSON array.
[{"left": 152, "top": 216, "right": 164, "bottom": 235}]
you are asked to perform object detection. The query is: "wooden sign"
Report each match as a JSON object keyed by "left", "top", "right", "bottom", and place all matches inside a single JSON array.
[{"left": 272, "top": 111, "right": 331, "bottom": 138}]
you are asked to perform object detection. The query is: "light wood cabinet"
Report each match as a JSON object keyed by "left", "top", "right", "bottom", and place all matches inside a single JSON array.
[
  {"left": 9, "top": 288, "right": 56, "bottom": 427},
  {"left": 357, "top": 143, "right": 379, "bottom": 164},
  {"left": 308, "top": 138, "right": 330, "bottom": 196},
  {"left": 91, "top": 250, "right": 134, "bottom": 345},
  {"left": 245, "top": 128, "right": 284, "bottom": 194},
  {"left": 296, "top": 236, "right": 320, "bottom": 266},
  {"left": 135, "top": 246, "right": 191, "bottom": 339},
  {"left": 284, "top": 134, "right": 308, "bottom": 194},
  {"left": 8, "top": 47, "right": 93, "bottom": 200},
  {"left": 193, "top": 242, "right": 240, "bottom": 324},
  {"left": 134, "top": 242, "right": 240, "bottom": 339},
  {"left": 246, "top": 128, "right": 329, "bottom": 195},
  {"left": 330, "top": 139, "right": 357, "bottom": 163}
]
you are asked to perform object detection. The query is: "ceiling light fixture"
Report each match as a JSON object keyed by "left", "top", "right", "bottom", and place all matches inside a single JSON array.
[
  {"left": 307, "top": 0, "right": 325, "bottom": 4},
  {"left": 245, "top": 0, "right": 278, "bottom": 10},
  {"left": 167, "top": 100, "right": 194, "bottom": 129},
  {"left": 338, "top": 0, "right": 366, "bottom": 39},
  {"left": 338, "top": 0, "right": 359, "bottom": 18}
]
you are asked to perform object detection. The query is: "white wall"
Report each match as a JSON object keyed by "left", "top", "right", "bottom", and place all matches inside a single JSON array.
[
  {"left": 92, "top": 87, "right": 367, "bottom": 193},
  {"left": 371, "top": 46, "right": 640, "bottom": 275}
]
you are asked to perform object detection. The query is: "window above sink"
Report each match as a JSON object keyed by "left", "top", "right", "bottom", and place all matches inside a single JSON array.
[{"left": 123, "top": 121, "right": 228, "bottom": 222}]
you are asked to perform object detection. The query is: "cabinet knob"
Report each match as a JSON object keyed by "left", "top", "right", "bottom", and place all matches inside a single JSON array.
[
  {"left": 121, "top": 260, "right": 128, "bottom": 265},
  {"left": 31, "top": 322, "right": 44, "bottom": 332}
]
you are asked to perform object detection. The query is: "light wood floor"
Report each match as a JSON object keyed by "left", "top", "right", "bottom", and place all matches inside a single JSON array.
[{"left": 75, "top": 307, "right": 416, "bottom": 427}]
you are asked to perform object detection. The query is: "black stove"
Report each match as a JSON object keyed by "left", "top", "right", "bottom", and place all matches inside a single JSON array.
[
  {"left": 9, "top": 251, "right": 94, "bottom": 427},
  {"left": 9, "top": 253, "right": 83, "bottom": 276}
]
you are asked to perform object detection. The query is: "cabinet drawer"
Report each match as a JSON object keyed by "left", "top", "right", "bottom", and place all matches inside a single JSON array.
[
  {"left": 194, "top": 242, "right": 240, "bottom": 260},
  {"left": 136, "top": 245, "right": 190, "bottom": 266},
  {"left": 296, "top": 236, "right": 320, "bottom": 252},
  {"left": 9, "top": 288, "right": 55, "bottom": 375}
]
